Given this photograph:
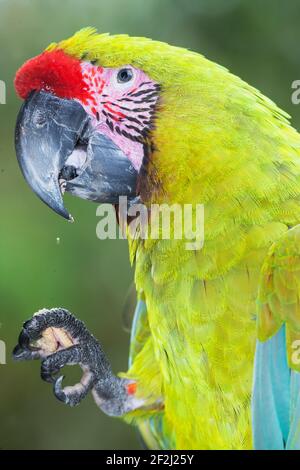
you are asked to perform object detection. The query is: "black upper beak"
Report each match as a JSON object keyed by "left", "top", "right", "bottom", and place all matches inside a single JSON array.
[{"left": 15, "top": 90, "right": 138, "bottom": 220}]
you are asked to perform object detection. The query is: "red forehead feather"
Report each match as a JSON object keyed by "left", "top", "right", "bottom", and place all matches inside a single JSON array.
[{"left": 14, "top": 49, "right": 89, "bottom": 101}]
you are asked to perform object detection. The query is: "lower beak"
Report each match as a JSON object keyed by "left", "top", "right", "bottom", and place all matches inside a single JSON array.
[{"left": 15, "top": 91, "right": 138, "bottom": 220}]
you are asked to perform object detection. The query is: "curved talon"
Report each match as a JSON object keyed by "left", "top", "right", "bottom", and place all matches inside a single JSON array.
[
  {"left": 54, "top": 376, "right": 69, "bottom": 404},
  {"left": 53, "top": 375, "right": 91, "bottom": 408}
]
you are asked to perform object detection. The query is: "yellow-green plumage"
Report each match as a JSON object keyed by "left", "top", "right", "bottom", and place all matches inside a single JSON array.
[{"left": 53, "top": 29, "right": 300, "bottom": 448}]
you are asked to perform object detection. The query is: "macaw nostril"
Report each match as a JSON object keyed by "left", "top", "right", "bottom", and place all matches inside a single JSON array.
[{"left": 59, "top": 165, "right": 78, "bottom": 182}]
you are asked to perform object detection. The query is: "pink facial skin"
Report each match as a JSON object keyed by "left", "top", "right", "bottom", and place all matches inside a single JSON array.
[{"left": 77, "top": 62, "right": 160, "bottom": 171}]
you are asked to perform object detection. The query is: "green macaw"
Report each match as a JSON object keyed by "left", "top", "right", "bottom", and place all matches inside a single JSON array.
[{"left": 12, "top": 28, "right": 300, "bottom": 450}]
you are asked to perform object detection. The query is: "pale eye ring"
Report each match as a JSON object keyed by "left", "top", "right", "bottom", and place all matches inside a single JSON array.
[{"left": 117, "top": 68, "right": 133, "bottom": 83}]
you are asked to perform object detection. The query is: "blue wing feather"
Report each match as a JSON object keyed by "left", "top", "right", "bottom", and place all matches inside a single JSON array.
[{"left": 252, "top": 325, "right": 300, "bottom": 449}]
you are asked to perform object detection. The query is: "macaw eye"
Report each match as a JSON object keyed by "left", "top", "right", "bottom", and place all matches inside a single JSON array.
[{"left": 117, "top": 68, "right": 133, "bottom": 83}]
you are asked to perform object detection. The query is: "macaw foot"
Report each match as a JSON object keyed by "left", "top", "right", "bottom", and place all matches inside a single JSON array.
[{"left": 12, "top": 308, "right": 141, "bottom": 416}]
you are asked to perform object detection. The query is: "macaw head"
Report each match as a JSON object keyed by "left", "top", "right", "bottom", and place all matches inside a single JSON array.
[
  {"left": 16, "top": 28, "right": 281, "bottom": 224},
  {"left": 14, "top": 28, "right": 163, "bottom": 220}
]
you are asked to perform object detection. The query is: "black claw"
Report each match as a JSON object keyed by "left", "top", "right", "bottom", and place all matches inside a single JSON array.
[
  {"left": 45, "top": 346, "right": 95, "bottom": 407},
  {"left": 53, "top": 373, "right": 95, "bottom": 407},
  {"left": 54, "top": 376, "right": 69, "bottom": 404}
]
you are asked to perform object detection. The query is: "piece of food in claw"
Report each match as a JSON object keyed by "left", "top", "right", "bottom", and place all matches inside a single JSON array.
[{"left": 32, "top": 312, "right": 74, "bottom": 355}]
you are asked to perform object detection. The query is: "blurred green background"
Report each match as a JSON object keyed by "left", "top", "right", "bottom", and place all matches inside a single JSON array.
[{"left": 0, "top": 0, "right": 300, "bottom": 450}]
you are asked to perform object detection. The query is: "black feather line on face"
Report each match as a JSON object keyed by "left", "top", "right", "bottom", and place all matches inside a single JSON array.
[
  {"left": 124, "top": 124, "right": 143, "bottom": 134},
  {"left": 100, "top": 82, "right": 161, "bottom": 154},
  {"left": 125, "top": 115, "right": 143, "bottom": 125},
  {"left": 106, "top": 118, "right": 114, "bottom": 132},
  {"left": 127, "top": 87, "right": 156, "bottom": 98}
]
